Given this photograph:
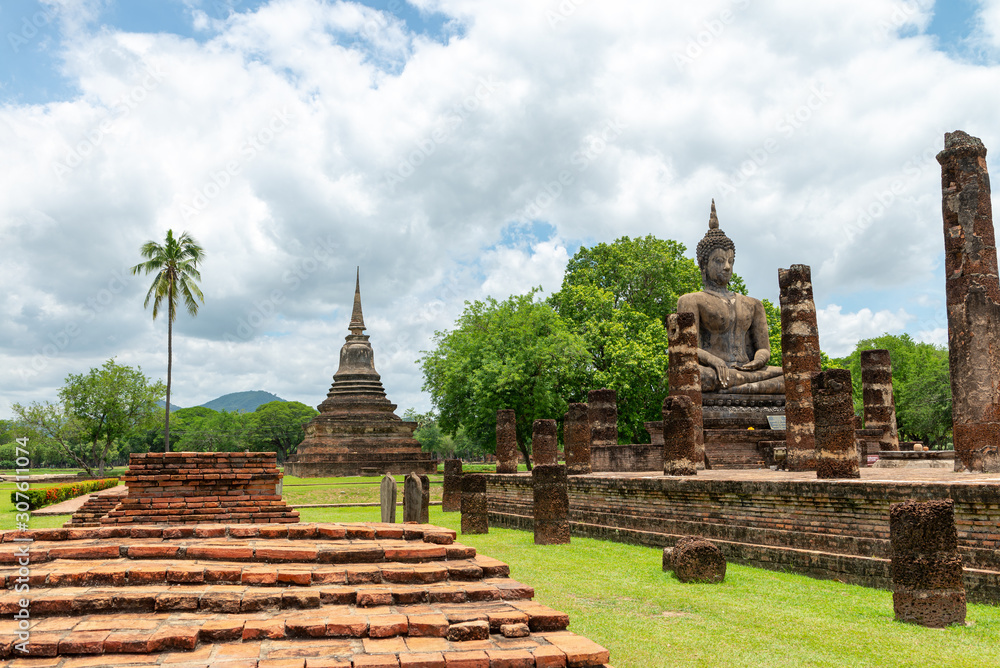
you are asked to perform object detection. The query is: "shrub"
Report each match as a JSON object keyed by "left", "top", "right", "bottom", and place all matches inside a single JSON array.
[{"left": 11, "top": 478, "right": 120, "bottom": 511}]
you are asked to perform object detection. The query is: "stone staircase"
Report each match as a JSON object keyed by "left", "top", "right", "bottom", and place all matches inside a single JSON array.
[
  {"left": 62, "top": 487, "right": 126, "bottom": 528},
  {"left": 0, "top": 522, "right": 611, "bottom": 667}
]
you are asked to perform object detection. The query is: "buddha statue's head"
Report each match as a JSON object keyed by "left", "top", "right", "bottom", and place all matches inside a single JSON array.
[{"left": 696, "top": 200, "right": 735, "bottom": 290}]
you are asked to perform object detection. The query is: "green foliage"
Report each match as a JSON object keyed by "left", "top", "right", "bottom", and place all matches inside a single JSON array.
[
  {"left": 173, "top": 409, "right": 248, "bottom": 452},
  {"left": 246, "top": 401, "right": 317, "bottom": 462},
  {"left": 130, "top": 228, "right": 206, "bottom": 451},
  {"left": 404, "top": 409, "right": 482, "bottom": 459},
  {"left": 59, "top": 359, "right": 165, "bottom": 475},
  {"left": 834, "top": 333, "right": 952, "bottom": 446},
  {"left": 420, "top": 290, "right": 591, "bottom": 464},
  {"left": 12, "top": 478, "right": 119, "bottom": 511},
  {"left": 560, "top": 235, "right": 701, "bottom": 325},
  {"left": 550, "top": 284, "right": 670, "bottom": 442}
]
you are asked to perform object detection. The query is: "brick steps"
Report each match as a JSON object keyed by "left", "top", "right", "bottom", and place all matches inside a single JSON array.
[
  {"left": 0, "top": 578, "right": 537, "bottom": 616},
  {"left": 0, "top": 522, "right": 611, "bottom": 667},
  {"left": 62, "top": 489, "right": 125, "bottom": 527}
]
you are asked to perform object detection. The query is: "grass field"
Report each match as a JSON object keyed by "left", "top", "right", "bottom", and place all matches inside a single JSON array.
[{"left": 3, "top": 474, "right": 998, "bottom": 667}]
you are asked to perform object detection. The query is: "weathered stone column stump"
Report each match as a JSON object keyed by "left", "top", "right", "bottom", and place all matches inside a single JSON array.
[
  {"left": 589, "top": 389, "right": 618, "bottom": 447},
  {"left": 495, "top": 409, "right": 519, "bottom": 474},
  {"left": 937, "top": 131, "right": 1000, "bottom": 473},
  {"left": 532, "top": 464, "right": 570, "bottom": 545},
  {"left": 662, "top": 395, "right": 700, "bottom": 476},
  {"left": 666, "top": 311, "right": 705, "bottom": 469},
  {"left": 779, "top": 264, "right": 822, "bottom": 471},
  {"left": 532, "top": 418, "right": 558, "bottom": 466},
  {"left": 379, "top": 474, "right": 396, "bottom": 523},
  {"left": 461, "top": 473, "right": 488, "bottom": 535},
  {"left": 861, "top": 349, "right": 900, "bottom": 451},
  {"left": 403, "top": 472, "right": 422, "bottom": 523},
  {"left": 419, "top": 473, "right": 430, "bottom": 524},
  {"left": 564, "top": 403, "right": 592, "bottom": 475},
  {"left": 442, "top": 459, "right": 463, "bottom": 512},
  {"left": 663, "top": 537, "right": 726, "bottom": 583},
  {"left": 890, "top": 499, "right": 966, "bottom": 627},
  {"left": 813, "top": 368, "right": 860, "bottom": 479}
]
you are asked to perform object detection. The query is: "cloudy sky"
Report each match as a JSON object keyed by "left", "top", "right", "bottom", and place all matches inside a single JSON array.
[{"left": 2, "top": 0, "right": 998, "bottom": 417}]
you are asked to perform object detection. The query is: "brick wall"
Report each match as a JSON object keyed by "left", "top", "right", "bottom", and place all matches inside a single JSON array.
[
  {"left": 104, "top": 452, "right": 299, "bottom": 525},
  {"left": 485, "top": 474, "right": 1000, "bottom": 603}
]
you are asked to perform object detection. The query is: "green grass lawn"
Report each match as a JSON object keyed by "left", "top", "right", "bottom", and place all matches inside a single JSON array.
[
  {"left": 295, "top": 505, "right": 1000, "bottom": 668},
  {"left": 4, "top": 474, "right": 998, "bottom": 667}
]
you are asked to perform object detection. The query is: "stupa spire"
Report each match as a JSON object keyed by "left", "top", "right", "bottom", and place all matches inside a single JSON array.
[{"left": 349, "top": 267, "right": 366, "bottom": 335}]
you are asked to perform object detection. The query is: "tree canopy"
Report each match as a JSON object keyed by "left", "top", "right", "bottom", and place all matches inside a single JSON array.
[
  {"left": 420, "top": 290, "right": 591, "bottom": 465},
  {"left": 833, "top": 333, "right": 951, "bottom": 447}
]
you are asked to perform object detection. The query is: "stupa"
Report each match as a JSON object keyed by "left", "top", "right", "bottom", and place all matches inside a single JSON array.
[{"left": 284, "top": 270, "right": 437, "bottom": 477}]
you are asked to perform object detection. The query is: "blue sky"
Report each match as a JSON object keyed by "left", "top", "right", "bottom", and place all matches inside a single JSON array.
[{"left": 3, "top": 0, "right": 1000, "bottom": 415}]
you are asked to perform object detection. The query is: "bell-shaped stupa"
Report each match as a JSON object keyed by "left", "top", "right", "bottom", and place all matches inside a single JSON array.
[{"left": 284, "top": 270, "right": 437, "bottom": 477}]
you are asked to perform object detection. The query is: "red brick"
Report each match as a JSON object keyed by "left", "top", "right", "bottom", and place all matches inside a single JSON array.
[
  {"left": 199, "top": 618, "right": 245, "bottom": 642},
  {"left": 353, "top": 655, "right": 400, "bottom": 667},
  {"left": 48, "top": 544, "right": 120, "bottom": 560},
  {"left": 532, "top": 645, "right": 567, "bottom": 667},
  {"left": 368, "top": 614, "right": 408, "bottom": 638},
  {"left": 325, "top": 615, "right": 368, "bottom": 637},
  {"left": 443, "top": 651, "right": 489, "bottom": 668},
  {"left": 399, "top": 653, "right": 446, "bottom": 668},
  {"left": 243, "top": 619, "right": 287, "bottom": 641},
  {"left": 485, "top": 649, "right": 534, "bottom": 668},
  {"left": 186, "top": 545, "right": 253, "bottom": 560},
  {"left": 104, "top": 630, "right": 153, "bottom": 653},
  {"left": 543, "top": 633, "right": 609, "bottom": 666},
  {"left": 408, "top": 614, "right": 448, "bottom": 638},
  {"left": 128, "top": 544, "right": 180, "bottom": 559},
  {"left": 57, "top": 631, "right": 108, "bottom": 654},
  {"left": 148, "top": 626, "right": 199, "bottom": 651}
]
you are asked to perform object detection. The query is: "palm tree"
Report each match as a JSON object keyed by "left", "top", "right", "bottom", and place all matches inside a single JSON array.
[{"left": 130, "top": 229, "right": 205, "bottom": 451}]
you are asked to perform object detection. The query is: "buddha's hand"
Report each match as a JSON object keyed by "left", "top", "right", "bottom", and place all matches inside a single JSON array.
[
  {"left": 712, "top": 361, "right": 734, "bottom": 389},
  {"left": 735, "top": 351, "right": 769, "bottom": 372}
]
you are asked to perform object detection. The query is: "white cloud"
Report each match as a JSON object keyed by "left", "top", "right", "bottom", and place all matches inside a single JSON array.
[
  {"left": 816, "top": 305, "right": 913, "bottom": 358},
  {"left": 2, "top": 0, "right": 998, "bottom": 417}
]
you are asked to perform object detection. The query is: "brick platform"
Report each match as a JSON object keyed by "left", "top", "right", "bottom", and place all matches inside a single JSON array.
[
  {"left": 103, "top": 453, "right": 299, "bottom": 525},
  {"left": 485, "top": 470, "right": 1000, "bottom": 603},
  {"left": 0, "top": 522, "right": 610, "bottom": 666},
  {"left": 62, "top": 487, "right": 128, "bottom": 528}
]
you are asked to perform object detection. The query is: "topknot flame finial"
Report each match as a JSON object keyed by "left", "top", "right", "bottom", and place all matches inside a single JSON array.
[{"left": 709, "top": 199, "right": 719, "bottom": 230}]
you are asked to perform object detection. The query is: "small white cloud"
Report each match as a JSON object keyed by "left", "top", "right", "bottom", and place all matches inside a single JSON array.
[{"left": 816, "top": 304, "right": 913, "bottom": 357}]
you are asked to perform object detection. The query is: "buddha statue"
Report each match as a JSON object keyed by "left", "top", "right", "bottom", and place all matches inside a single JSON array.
[{"left": 675, "top": 201, "right": 785, "bottom": 395}]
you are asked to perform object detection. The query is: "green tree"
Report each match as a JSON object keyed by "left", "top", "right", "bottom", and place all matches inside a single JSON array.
[
  {"left": 560, "top": 235, "right": 702, "bottom": 324},
  {"left": 131, "top": 229, "right": 206, "bottom": 451},
  {"left": 420, "top": 290, "right": 591, "bottom": 468},
  {"left": 549, "top": 283, "right": 671, "bottom": 442},
  {"left": 247, "top": 401, "right": 317, "bottom": 462},
  {"left": 835, "top": 333, "right": 952, "bottom": 447},
  {"left": 10, "top": 401, "right": 87, "bottom": 470},
  {"left": 59, "top": 359, "right": 165, "bottom": 475}
]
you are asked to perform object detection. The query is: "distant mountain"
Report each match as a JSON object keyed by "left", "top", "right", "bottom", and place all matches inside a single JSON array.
[
  {"left": 156, "top": 400, "right": 184, "bottom": 412},
  {"left": 199, "top": 391, "right": 286, "bottom": 413}
]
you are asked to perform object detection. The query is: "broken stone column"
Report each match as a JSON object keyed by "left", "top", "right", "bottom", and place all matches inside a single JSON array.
[
  {"left": 666, "top": 310, "right": 705, "bottom": 470},
  {"left": 403, "top": 472, "right": 422, "bottom": 523},
  {"left": 779, "top": 264, "right": 822, "bottom": 471},
  {"left": 588, "top": 389, "right": 618, "bottom": 447},
  {"left": 937, "top": 131, "right": 1000, "bottom": 473},
  {"left": 379, "top": 474, "right": 396, "bottom": 524},
  {"left": 861, "top": 349, "right": 900, "bottom": 452},
  {"left": 460, "top": 473, "right": 488, "bottom": 535},
  {"left": 442, "top": 459, "right": 463, "bottom": 512},
  {"left": 564, "top": 403, "right": 592, "bottom": 475},
  {"left": 890, "top": 499, "right": 966, "bottom": 627},
  {"left": 496, "top": 409, "right": 519, "bottom": 474},
  {"left": 532, "top": 464, "right": 570, "bottom": 545},
  {"left": 662, "top": 537, "right": 727, "bottom": 583},
  {"left": 532, "top": 419, "right": 558, "bottom": 466},
  {"left": 813, "top": 369, "right": 860, "bottom": 479},
  {"left": 662, "top": 395, "right": 700, "bottom": 476},
  {"left": 420, "top": 473, "right": 430, "bottom": 524}
]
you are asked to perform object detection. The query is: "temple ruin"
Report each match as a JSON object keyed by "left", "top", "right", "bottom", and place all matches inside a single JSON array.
[{"left": 284, "top": 271, "right": 436, "bottom": 478}]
